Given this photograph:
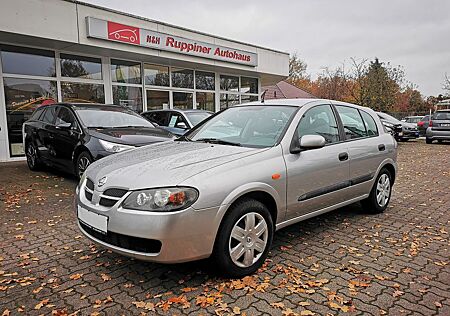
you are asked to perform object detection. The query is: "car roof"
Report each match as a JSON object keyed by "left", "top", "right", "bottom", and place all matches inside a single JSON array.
[
  {"left": 436, "top": 109, "right": 450, "bottom": 112},
  {"left": 46, "top": 103, "right": 131, "bottom": 111},
  {"left": 142, "top": 109, "right": 213, "bottom": 114}
]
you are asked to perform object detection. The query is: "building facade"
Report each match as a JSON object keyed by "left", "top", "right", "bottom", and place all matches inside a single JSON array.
[{"left": 0, "top": 0, "right": 289, "bottom": 162}]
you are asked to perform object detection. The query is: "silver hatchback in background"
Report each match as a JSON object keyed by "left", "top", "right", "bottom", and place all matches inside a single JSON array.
[
  {"left": 426, "top": 109, "right": 450, "bottom": 144},
  {"left": 75, "top": 99, "right": 397, "bottom": 277}
]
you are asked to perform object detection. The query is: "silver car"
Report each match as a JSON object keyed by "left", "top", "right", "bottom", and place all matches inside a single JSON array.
[
  {"left": 426, "top": 109, "right": 450, "bottom": 143},
  {"left": 75, "top": 99, "right": 397, "bottom": 277}
]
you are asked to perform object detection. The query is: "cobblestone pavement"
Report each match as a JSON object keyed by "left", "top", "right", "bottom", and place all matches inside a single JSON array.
[{"left": 0, "top": 140, "right": 449, "bottom": 316}]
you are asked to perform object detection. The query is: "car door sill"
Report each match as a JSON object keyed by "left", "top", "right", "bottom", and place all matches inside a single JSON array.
[{"left": 275, "top": 194, "right": 369, "bottom": 231}]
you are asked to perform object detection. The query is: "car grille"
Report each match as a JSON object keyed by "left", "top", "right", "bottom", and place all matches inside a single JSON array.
[
  {"left": 84, "top": 178, "right": 128, "bottom": 207},
  {"left": 79, "top": 221, "right": 162, "bottom": 254}
]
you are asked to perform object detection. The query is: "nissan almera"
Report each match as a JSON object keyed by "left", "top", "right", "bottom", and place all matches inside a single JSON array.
[{"left": 75, "top": 99, "right": 397, "bottom": 277}]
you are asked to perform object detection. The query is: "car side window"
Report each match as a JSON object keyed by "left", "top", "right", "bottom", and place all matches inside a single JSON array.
[
  {"left": 335, "top": 106, "right": 367, "bottom": 140},
  {"left": 41, "top": 106, "right": 57, "bottom": 124},
  {"left": 360, "top": 110, "right": 378, "bottom": 136},
  {"left": 147, "top": 112, "right": 167, "bottom": 126},
  {"left": 55, "top": 107, "right": 76, "bottom": 127},
  {"left": 296, "top": 104, "right": 340, "bottom": 144}
]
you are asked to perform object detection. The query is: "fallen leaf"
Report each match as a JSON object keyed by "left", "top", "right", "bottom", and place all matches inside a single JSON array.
[
  {"left": 34, "top": 299, "right": 49, "bottom": 310},
  {"left": 393, "top": 290, "right": 404, "bottom": 297},
  {"left": 69, "top": 274, "right": 83, "bottom": 280},
  {"left": 100, "top": 273, "right": 111, "bottom": 282},
  {"left": 300, "top": 311, "right": 315, "bottom": 316}
]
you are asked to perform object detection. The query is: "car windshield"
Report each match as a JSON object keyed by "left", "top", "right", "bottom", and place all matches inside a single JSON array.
[
  {"left": 433, "top": 111, "right": 450, "bottom": 120},
  {"left": 188, "top": 105, "right": 297, "bottom": 148},
  {"left": 186, "top": 112, "right": 212, "bottom": 126},
  {"left": 76, "top": 108, "right": 154, "bottom": 128}
]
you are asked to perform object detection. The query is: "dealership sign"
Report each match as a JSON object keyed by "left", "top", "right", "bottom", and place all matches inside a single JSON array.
[{"left": 86, "top": 17, "right": 258, "bottom": 66}]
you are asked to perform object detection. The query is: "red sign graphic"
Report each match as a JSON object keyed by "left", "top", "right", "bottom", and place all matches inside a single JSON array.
[{"left": 107, "top": 21, "right": 140, "bottom": 45}]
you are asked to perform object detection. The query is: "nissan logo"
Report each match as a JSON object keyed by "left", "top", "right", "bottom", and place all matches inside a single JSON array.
[{"left": 98, "top": 176, "right": 107, "bottom": 187}]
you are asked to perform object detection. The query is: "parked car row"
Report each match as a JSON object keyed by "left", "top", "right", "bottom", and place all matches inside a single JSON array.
[
  {"left": 377, "top": 112, "right": 419, "bottom": 141},
  {"left": 399, "top": 111, "right": 450, "bottom": 143},
  {"left": 22, "top": 104, "right": 211, "bottom": 178}
]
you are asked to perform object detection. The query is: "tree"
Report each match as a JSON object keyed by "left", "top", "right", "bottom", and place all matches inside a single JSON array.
[
  {"left": 288, "top": 53, "right": 309, "bottom": 82},
  {"left": 444, "top": 73, "right": 450, "bottom": 96}
]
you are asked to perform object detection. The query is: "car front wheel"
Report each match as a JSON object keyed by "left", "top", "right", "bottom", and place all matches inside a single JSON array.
[
  {"left": 75, "top": 151, "right": 93, "bottom": 179},
  {"left": 362, "top": 168, "right": 392, "bottom": 214},
  {"left": 212, "top": 198, "right": 273, "bottom": 278},
  {"left": 26, "top": 142, "right": 41, "bottom": 171}
]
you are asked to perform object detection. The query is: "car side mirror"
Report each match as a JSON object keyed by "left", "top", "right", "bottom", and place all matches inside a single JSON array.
[
  {"left": 55, "top": 122, "right": 72, "bottom": 130},
  {"left": 176, "top": 122, "right": 188, "bottom": 129},
  {"left": 290, "top": 134, "right": 326, "bottom": 154}
]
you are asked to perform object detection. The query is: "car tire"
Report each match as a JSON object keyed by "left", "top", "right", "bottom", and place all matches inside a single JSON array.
[
  {"left": 75, "top": 151, "right": 93, "bottom": 179},
  {"left": 426, "top": 138, "right": 433, "bottom": 144},
  {"left": 25, "top": 142, "right": 42, "bottom": 171},
  {"left": 212, "top": 198, "right": 274, "bottom": 278},
  {"left": 361, "top": 168, "right": 393, "bottom": 214}
]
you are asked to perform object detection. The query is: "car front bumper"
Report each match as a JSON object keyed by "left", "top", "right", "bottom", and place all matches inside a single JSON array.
[
  {"left": 74, "top": 185, "right": 220, "bottom": 263},
  {"left": 398, "top": 130, "right": 419, "bottom": 139}
]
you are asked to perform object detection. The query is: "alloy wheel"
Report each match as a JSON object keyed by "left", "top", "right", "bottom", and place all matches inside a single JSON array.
[
  {"left": 376, "top": 174, "right": 391, "bottom": 207},
  {"left": 26, "top": 144, "right": 36, "bottom": 168},
  {"left": 228, "top": 212, "right": 268, "bottom": 268},
  {"left": 78, "top": 156, "right": 91, "bottom": 178}
]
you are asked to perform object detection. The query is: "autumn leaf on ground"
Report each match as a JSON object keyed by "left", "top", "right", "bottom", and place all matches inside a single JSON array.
[
  {"left": 1, "top": 309, "right": 10, "bottom": 316},
  {"left": 393, "top": 290, "right": 404, "bottom": 297},
  {"left": 232, "top": 306, "right": 241, "bottom": 314},
  {"left": 69, "top": 274, "right": 83, "bottom": 280},
  {"left": 299, "top": 302, "right": 310, "bottom": 307},
  {"left": 100, "top": 273, "right": 111, "bottom": 281},
  {"left": 300, "top": 311, "right": 315, "bottom": 315},
  {"left": 35, "top": 299, "right": 49, "bottom": 310},
  {"left": 51, "top": 310, "right": 69, "bottom": 316},
  {"left": 435, "top": 301, "right": 442, "bottom": 308},
  {"left": 270, "top": 302, "right": 285, "bottom": 309}
]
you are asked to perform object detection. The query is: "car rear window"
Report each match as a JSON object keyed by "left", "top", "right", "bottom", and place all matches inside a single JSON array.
[{"left": 433, "top": 111, "right": 450, "bottom": 120}]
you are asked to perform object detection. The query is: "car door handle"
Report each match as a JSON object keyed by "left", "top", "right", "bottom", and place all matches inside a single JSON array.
[
  {"left": 338, "top": 152, "right": 348, "bottom": 161},
  {"left": 378, "top": 144, "right": 386, "bottom": 151}
]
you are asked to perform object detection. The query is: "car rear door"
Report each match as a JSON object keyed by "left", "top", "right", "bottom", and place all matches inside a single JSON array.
[
  {"left": 284, "top": 103, "right": 351, "bottom": 220},
  {"left": 334, "top": 105, "right": 385, "bottom": 199},
  {"left": 37, "top": 106, "right": 57, "bottom": 162}
]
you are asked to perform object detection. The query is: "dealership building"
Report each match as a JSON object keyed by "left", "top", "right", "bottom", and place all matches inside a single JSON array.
[{"left": 0, "top": 0, "right": 288, "bottom": 162}]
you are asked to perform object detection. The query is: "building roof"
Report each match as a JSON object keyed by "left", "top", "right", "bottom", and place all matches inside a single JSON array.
[{"left": 262, "top": 81, "right": 315, "bottom": 100}]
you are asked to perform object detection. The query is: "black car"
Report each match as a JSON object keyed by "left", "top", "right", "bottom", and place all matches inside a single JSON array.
[
  {"left": 23, "top": 103, "right": 174, "bottom": 178},
  {"left": 377, "top": 112, "right": 419, "bottom": 141},
  {"left": 141, "top": 109, "right": 213, "bottom": 136}
]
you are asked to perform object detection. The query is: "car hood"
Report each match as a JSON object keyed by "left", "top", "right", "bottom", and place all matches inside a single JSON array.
[
  {"left": 85, "top": 141, "right": 265, "bottom": 190},
  {"left": 88, "top": 127, "right": 174, "bottom": 146},
  {"left": 401, "top": 122, "right": 417, "bottom": 128}
]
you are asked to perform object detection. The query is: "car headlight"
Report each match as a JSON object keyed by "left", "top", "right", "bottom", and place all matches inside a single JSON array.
[
  {"left": 99, "top": 139, "right": 134, "bottom": 153},
  {"left": 122, "top": 187, "right": 199, "bottom": 212}
]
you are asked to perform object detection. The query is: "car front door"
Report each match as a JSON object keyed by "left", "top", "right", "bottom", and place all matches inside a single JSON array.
[
  {"left": 284, "top": 104, "right": 351, "bottom": 220},
  {"left": 52, "top": 106, "right": 82, "bottom": 170},
  {"left": 334, "top": 105, "right": 385, "bottom": 199}
]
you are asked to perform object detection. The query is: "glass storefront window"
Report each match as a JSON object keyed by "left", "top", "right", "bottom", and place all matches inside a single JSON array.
[
  {"left": 144, "top": 64, "right": 169, "bottom": 86},
  {"left": 146, "top": 90, "right": 169, "bottom": 110},
  {"left": 196, "top": 92, "right": 215, "bottom": 112},
  {"left": 241, "top": 95, "right": 259, "bottom": 103},
  {"left": 171, "top": 68, "right": 194, "bottom": 89},
  {"left": 0, "top": 45, "right": 56, "bottom": 77},
  {"left": 3, "top": 78, "right": 57, "bottom": 156},
  {"left": 112, "top": 86, "right": 143, "bottom": 112},
  {"left": 61, "top": 82, "right": 105, "bottom": 103},
  {"left": 220, "top": 75, "right": 239, "bottom": 92},
  {"left": 60, "top": 53, "right": 102, "bottom": 80},
  {"left": 195, "top": 71, "right": 215, "bottom": 90},
  {"left": 173, "top": 92, "right": 193, "bottom": 109},
  {"left": 220, "top": 93, "right": 239, "bottom": 110},
  {"left": 111, "top": 59, "right": 142, "bottom": 84},
  {"left": 241, "top": 77, "right": 258, "bottom": 94}
]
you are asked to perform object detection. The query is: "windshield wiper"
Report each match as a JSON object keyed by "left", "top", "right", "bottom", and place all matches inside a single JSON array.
[
  {"left": 195, "top": 138, "right": 241, "bottom": 146},
  {"left": 175, "top": 135, "right": 192, "bottom": 142}
]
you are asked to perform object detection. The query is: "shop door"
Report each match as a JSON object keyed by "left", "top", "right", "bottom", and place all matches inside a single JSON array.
[{"left": 146, "top": 90, "right": 169, "bottom": 111}]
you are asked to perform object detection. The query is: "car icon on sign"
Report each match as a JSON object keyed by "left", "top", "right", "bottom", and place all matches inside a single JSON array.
[{"left": 109, "top": 29, "right": 138, "bottom": 43}]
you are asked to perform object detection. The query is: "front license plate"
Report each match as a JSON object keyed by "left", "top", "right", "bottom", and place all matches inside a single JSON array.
[
  {"left": 441, "top": 123, "right": 450, "bottom": 127},
  {"left": 78, "top": 206, "right": 108, "bottom": 234}
]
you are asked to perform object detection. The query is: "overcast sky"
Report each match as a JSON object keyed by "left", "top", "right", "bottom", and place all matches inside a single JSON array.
[{"left": 82, "top": 0, "right": 449, "bottom": 96}]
